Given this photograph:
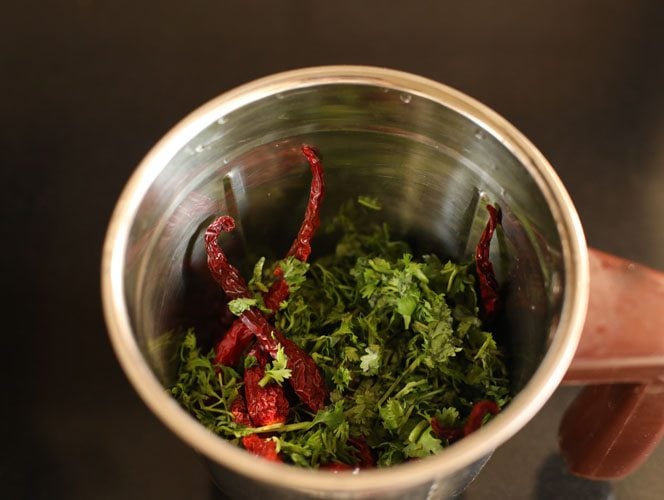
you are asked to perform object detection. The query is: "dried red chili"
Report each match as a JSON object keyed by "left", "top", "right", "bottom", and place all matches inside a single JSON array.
[
  {"left": 262, "top": 272, "right": 290, "bottom": 313},
  {"left": 205, "top": 215, "right": 328, "bottom": 412},
  {"left": 243, "top": 146, "right": 328, "bottom": 412},
  {"left": 475, "top": 204, "right": 503, "bottom": 321},
  {"left": 205, "top": 215, "right": 252, "bottom": 300},
  {"left": 349, "top": 436, "right": 375, "bottom": 468},
  {"left": 206, "top": 214, "right": 256, "bottom": 367},
  {"left": 429, "top": 419, "right": 463, "bottom": 443},
  {"left": 462, "top": 400, "right": 500, "bottom": 435},
  {"left": 212, "top": 145, "right": 326, "bottom": 365},
  {"left": 214, "top": 320, "right": 253, "bottom": 367},
  {"left": 278, "top": 334, "right": 328, "bottom": 412},
  {"left": 243, "top": 346, "right": 290, "bottom": 427},
  {"left": 320, "top": 436, "right": 375, "bottom": 471},
  {"left": 230, "top": 394, "right": 252, "bottom": 427},
  {"left": 241, "top": 434, "right": 282, "bottom": 462},
  {"left": 264, "top": 144, "right": 326, "bottom": 310},
  {"left": 205, "top": 215, "right": 268, "bottom": 368},
  {"left": 287, "top": 144, "right": 325, "bottom": 261},
  {"left": 431, "top": 400, "right": 501, "bottom": 442},
  {"left": 239, "top": 311, "right": 328, "bottom": 412},
  {"left": 231, "top": 389, "right": 284, "bottom": 461}
]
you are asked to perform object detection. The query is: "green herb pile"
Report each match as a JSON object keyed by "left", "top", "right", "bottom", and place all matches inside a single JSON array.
[{"left": 170, "top": 198, "right": 510, "bottom": 467}]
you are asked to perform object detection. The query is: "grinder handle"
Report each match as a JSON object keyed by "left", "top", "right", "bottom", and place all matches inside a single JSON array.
[{"left": 560, "top": 248, "right": 664, "bottom": 479}]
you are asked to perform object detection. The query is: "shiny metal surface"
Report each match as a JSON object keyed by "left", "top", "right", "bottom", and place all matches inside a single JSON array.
[{"left": 101, "top": 66, "right": 589, "bottom": 498}]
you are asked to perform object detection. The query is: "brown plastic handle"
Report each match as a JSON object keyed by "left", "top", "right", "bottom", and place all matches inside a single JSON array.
[{"left": 559, "top": 248, "right": 664, "bottom": 479}]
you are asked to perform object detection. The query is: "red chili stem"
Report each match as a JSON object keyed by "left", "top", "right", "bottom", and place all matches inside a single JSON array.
[{"left": 475, "top": 204, "right": 503, "bottom": 321}]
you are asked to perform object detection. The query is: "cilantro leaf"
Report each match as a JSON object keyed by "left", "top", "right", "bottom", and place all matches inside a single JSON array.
[
  {"left": 404, "top": 421, "right": 442, "bottom": 458},
  {"left": 396, "top": 292, "right": 418, "bottom": 329},
  {"left": 379, "top": 398, "right": 407, "bottom": 430},
  {"left": 249, "top": 256, "right": 269, "bottom": 292},
  {"left": 278, "top": 256, "right": 310, "bottom": 294},
  {"left": 359, "top": 345, "right": 381, "bottom": 375},
  {"left": 227, "top": 297, "right": 257, "bottom": 316},
  {"left": 311, "top": 400, "right": 345, "bottom": 429},
  {"left": 244, "top": 355, "right": 257, "bottom": 369},
  {"left": 332, "top": 365, "right": 352, "bottom": 392},
  {"left": 435, "top": 407, "right": 460, "bottom": 427},
  {"left": 259, "top": 344, "right": 292, "bottom": 387}
]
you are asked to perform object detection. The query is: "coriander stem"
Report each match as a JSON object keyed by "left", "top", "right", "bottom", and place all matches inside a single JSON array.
[
  {"left": 376, "top": 357, "right": 420, "bottom": 407},
  {"left": 418, "top": 387, "right": 446, "bottom": 400},
  {"left": 200, "top": 405, "right": 230, "bottom": 415},
  {"left": 447, "top": 267, "right": 458, "bottom": 293},
  {"left": 392, "top": 379, "right": 427, "bottom": 400},
  {"left": 245, "top": 420, "right": 313, "bottom": 434}
]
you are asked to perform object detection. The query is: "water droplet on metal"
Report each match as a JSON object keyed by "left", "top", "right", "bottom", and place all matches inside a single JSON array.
[
  {"left": 194, "top": 144, "right": 206, "bottom": 153},
  {"left": 500, "top": 188, "right": 507, "bottom": 196},
  {"left": 276, "top": 92, "right": 285, "bottom": 100},
  {"left": 223, "top": 157, "right": 229, "bottom": 165},
  {"left": 217, "top": 116, "right": 227, "bottom": 125},
  {"left": 399, "top": 93, "right": 412, "bottom": 104},
  {"left": 474, "top": 129, "right": 486, "bottom": 140}
]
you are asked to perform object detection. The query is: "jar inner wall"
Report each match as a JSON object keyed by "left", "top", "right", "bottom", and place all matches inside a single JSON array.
[{"left": 123, "top": 82, "right": 563, "bottom": 398}]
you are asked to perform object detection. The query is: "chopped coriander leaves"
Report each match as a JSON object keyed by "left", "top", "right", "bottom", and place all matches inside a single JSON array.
[{"left": 169, "top": 199, "right": 510, "bottom": 467}]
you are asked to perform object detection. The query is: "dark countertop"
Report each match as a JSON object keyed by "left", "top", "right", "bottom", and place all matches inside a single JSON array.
[{"left": 2, "top": 1, "right": 662, "bottom": 498}]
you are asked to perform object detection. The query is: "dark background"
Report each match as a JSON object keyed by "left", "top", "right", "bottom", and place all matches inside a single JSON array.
[{"left": 2, "top": 1, "right": 663, "bottom": 499}]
